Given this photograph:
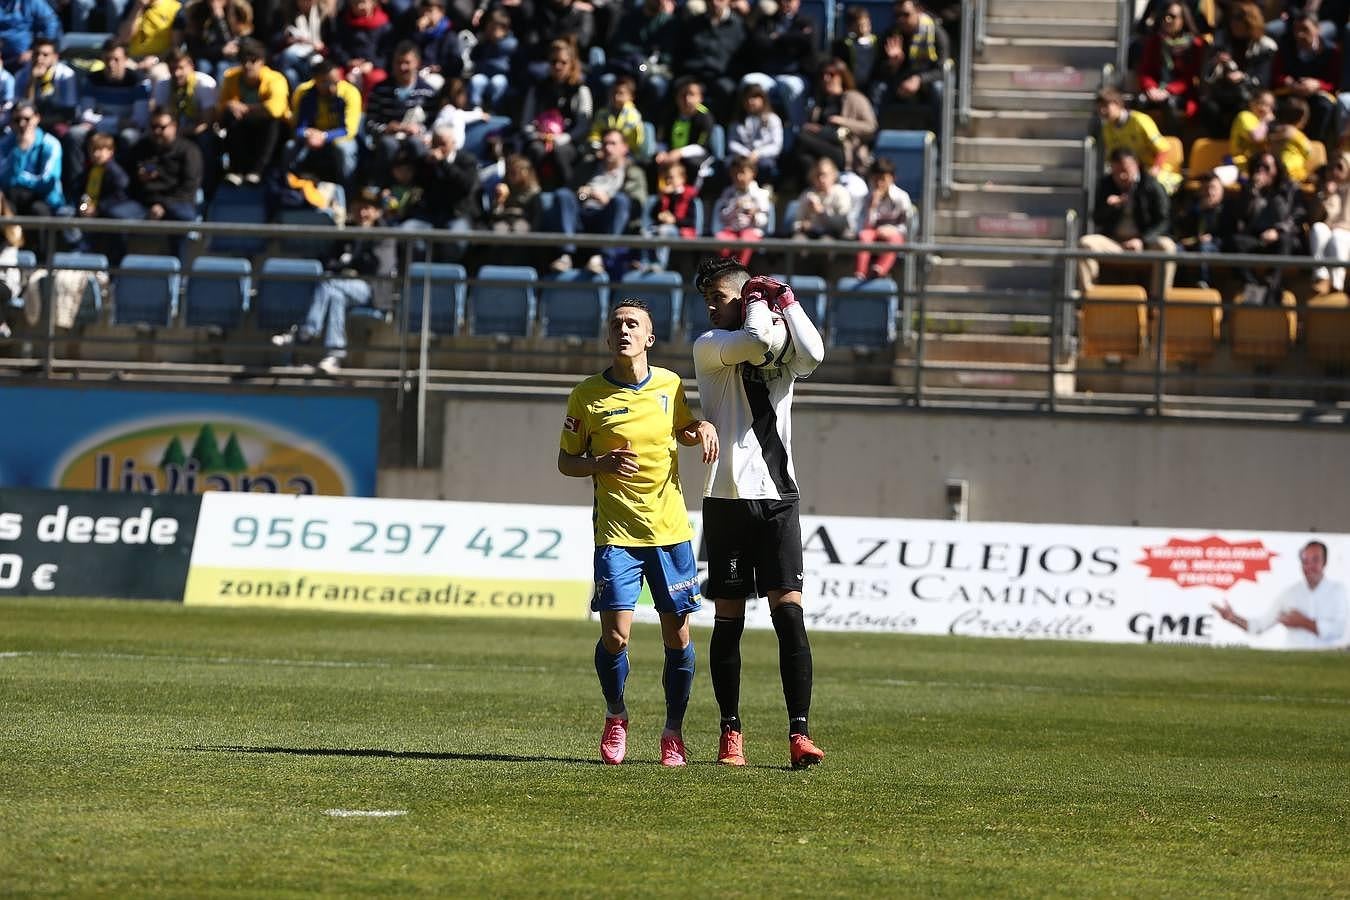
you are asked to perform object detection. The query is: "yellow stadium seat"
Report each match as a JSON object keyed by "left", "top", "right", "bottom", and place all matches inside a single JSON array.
[
  {"left": 1186, "top": 137, "right": 1230, "bottom": 178},
  {"left": 1230, "top": 291, "right": 1297, "bottom": 364},
  {"left": 1160, "top": 135, "right": 1184, "bottom": 175},
  {"left": 1305, "top": 291, "right": 1350, "bottom": 367},
  {"left": 1080, "top": 285, "right": 1147, "bottom": 361},
  {"left": 1159, "top": 287, "right": 1222, "bottom": 362},
  {"left": 1308, "top": 140, "right": 1327, "bottom": 177}
]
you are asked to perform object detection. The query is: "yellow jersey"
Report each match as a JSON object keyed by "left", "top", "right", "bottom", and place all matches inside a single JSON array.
[
  {"left": 1275, "top": 127, "right": 1312, "bottom": 183},
  {"left": 561, "top": 366, "right": 695, "bottom": 547},
  {"left": 1229, "top": 109, "right": 1266, "bottom": 169},
  {"left": 1102, "top": 110, "right": 1170, "bottom": 169}
]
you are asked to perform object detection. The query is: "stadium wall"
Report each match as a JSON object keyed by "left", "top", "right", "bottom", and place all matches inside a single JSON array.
[{"left": 379, "top": 395, "right": 1350, "bottom": 533}]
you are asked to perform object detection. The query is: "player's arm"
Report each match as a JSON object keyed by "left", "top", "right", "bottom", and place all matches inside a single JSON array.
[
  {"left": 558, "top": 446, "right": 639, "bottom": 478},
  {"left": 692, "top": 299, "right": 779, "bottom": 372},
  {"left": 676, "top": 419, "right": 718, "bottom": 463},
  {"left": 746, "top": 275, "right": 826, "bottom": 378}
]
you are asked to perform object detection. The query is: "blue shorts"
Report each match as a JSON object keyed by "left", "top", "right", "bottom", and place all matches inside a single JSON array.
[{"left": 591, "top": 542, "right": 702, "bottom": 616}]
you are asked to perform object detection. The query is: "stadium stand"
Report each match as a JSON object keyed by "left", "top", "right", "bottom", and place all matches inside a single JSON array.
[{"left": 184, "top": 256, "right": 251, "bottom": 330}]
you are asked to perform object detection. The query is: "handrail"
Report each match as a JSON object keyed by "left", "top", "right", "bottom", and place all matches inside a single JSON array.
[
  {"left": 1082, "top": 135, "right": 1098, "bottom": 224},
  {"left": 959, "top": 0, "right": 975, "bottom": 125},
  {"left": 921, "top": 130, "right": 937, "bottom": 246},
  {"left": 973, "top": 0, "right": 987, "bottom": 55},
  {"left": 1116, "top": 0, "right": 1132, "bottom": 76},
  {"left": 940, "top": 57, "right": 956, "bottom": 198}
]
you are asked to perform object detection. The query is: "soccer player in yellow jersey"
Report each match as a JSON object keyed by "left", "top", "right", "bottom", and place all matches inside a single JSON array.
[{"left": 558, "top": 298, "right": 718, "bottom": 767}]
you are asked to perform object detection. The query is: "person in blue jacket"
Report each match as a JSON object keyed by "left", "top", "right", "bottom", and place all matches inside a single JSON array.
[
  {"left": 0, "top": 0, "right": 61, "bottom": 74},
  {"left": 0, "top": 99, "right": 63, "bottom": 215}
]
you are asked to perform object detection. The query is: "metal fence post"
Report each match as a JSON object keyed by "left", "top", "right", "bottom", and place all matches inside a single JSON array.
[
  {"left": 940, "top": 58, "right": 955, "bottom": 198},
  {"left": 959, "top": 0, "right": 975, "bottom": 126}
]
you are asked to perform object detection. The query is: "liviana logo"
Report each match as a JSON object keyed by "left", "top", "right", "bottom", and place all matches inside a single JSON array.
[{"left": 56, "top": 417, "right": 353, "bottom": 495}]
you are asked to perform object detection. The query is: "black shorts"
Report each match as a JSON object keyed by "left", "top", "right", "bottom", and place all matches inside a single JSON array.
[{"left": 702, "top": 498, "right": 804, "bottom": 599}]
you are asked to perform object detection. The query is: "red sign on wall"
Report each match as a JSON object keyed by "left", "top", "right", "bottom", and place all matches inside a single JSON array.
[{"left": 1136, "top": 536, "right": 1278, "bottom": 590}]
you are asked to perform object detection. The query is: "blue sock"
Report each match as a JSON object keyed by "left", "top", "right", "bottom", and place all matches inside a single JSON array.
[
  {"left": 662, "top": 643, "right": 696, "bottom": 732},
  {"left": 594, "top": 640, "right": 629, "bottom": 717}
]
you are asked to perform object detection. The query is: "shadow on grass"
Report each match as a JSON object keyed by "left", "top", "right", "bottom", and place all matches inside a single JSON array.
[{"left": 187, "top": 745, "right": 793, "bottom": 771}]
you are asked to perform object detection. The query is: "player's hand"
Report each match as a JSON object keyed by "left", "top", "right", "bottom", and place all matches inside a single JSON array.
[
  {"left": 743, "top": 275, "right": 797, "bottom": 313},
  {"left": 594, "top": 441, "right": 638, "bottom": 477},
  {"left": 693, "top": 420, "right": 718, "bottom": 464}
]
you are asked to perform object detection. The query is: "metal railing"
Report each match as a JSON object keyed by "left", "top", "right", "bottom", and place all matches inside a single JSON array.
[
  {"left": 959, "top": 0, "right": 976, "bottom": 126},
  {"left": 940, "top": 57, "right": 956, "bottom": 198},
  {"left": 1115, "top": 0, "right": 1132, "bottom": 76}
]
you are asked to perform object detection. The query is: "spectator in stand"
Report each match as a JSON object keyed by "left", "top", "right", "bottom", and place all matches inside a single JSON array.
[
  {"left": 520, "top": 0, "right": 593, "bottom": 83},
  {"left": 119, "top": 0, "right": 182, "bottom": 67},
  {"left": 14, "top": 38, "right": 76, "bottom": 127},
  {"left": 833, "top": 6, "right": 879, "bottom": 89},
  {"left": 0, "top": 59, "right": 10, "bottom": 124},
  {"left": 1271, "top": 12, "right": 1341, "bottom": 146},
  {"left": 467, "top": 8, "right": 516, "bottom": 112},
  {"left": 1175, "top": 170, "right": 1225, "bottom": 288},
  {"left": 1078, "top": 147, "right": 1176, "bottom": 297},
  {"left": 1230, "top": 87, "right": 1274, "bottom": 171},
  {"left": 402, "top": 0, "right": 462, "bottom": 89},
  {"left": 673, "top": 0, "right": 746, "bottom": 120},
  {"left": 0, "top": 0, "right": 60, "bottom": 75},
  {"left": 587, "top": 75, "right": 645, "bottom": 160},
  {"left": 641, "top": 157, "right": 697, "bottom": 271},
  {"left": 1221, "top": 151, "right": 1301, "bottom": 303},
  {"left": 218, "top": 37, "right": 289, "bottom": 182},
  {"left": 113, "top": 108, "right": 202, "bottom": 222},
  {"left": 713, "top": 155, "right": 770, "bottom": 268},
  {"left": 1309, "top": 151, "right": 1350, "bottom": 292},
  {"left": 519, "top": 38, "right": 592, "bottom": 190},
  {"left": 74, "top": 132, "right": 130, "bottom": 219},
  {"left": 854, "top": 157, "right": 911, "bottom": 280},
  {"left": 728, "top": 82, "right": 782, "bottom": 185},
  {"left": 430, "top": 76, "right": 487, "bottom": 147},
  {"left": 793, "top": 59, "right": 876, "bottom": 181},
  {"left": 63, "top": 40, "right": 150, "bottom": 184},
  {"left": 1135, "top": 1, "right": 1207, "bottom": 136},
  {"left": 869, "top": 0, "right": 948, "bottom": 132},
  {"left": 178, "top": 0, "right": 254, "bottom": 82},
  {"left": 485, "top": 152, "right": 542, "bottom": 233},
  {"left": 1095, "top": 86, "right": 1179, "bottom": 194},
  {"left": 377, "top": 144, "right": 421, "bottom": 223},
  {"left": 152, "top": 51, "right": 218, "bottom": 194},
  {"left": 548, "top": 128, "right": 645, "bottom": 275},
  {"left": 267, "top": 0, "right": 334, "bottom": 89},
  {"left": 0, "top": 101, "right": 64, "bottom": 217},
  {"left": 271, "top": 186, "right": 396, "bottom": 375},
  {"left": 329, "top": 0, "right": 393, "bottom": 96},
  {"left": 395, "top": 124, "right": 476, "bottom": 260},
  {"left": 791, "top": 156, "right": 854, "bottom": 242},
  {"left": 739, "top": 0, "right": 817, "bottom": 130},
  {"left": 1270, "top": 94, "right": 1313, "bottom": 182},
  {"left": 289, "top": 58, "right": 362, "bottom": 184},
  {"left": 1200, "top": 1, "right": 1276, "bottom": 137},
  {"left": 653, "top": 76, "right": 712, "bottom": 184},
  {"left": 365, "top": 40, "right": 439, "bottom": 166},
  {"left": 605, "top": 0, "right": 675, "bottom": 109}
]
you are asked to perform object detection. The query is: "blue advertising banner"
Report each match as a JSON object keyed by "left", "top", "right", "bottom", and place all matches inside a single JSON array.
[{"left": 0, "top": 386, "right": 379, "bottom": 496}]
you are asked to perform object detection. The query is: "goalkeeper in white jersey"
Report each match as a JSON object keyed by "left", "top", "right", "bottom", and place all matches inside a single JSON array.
[{"left": 691, "top": 257, "right": 827, "bottom": 769}]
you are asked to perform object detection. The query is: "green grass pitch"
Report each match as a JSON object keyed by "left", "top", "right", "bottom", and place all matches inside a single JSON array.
[{"left": 2, "top": 598, "right": 1347, "bottom": 897}]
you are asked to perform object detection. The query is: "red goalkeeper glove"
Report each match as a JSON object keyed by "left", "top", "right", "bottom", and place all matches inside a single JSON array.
[{"left": 741, "top": 275, "right": 797, "bottom": 314}]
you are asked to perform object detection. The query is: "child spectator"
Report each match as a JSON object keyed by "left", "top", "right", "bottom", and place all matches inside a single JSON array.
[
  {"left": 1230, "top": 88, "right": 1274, "bottom": 172},
  {"left": 268, "top": 0, "right": 334, "bottom": 88},
  {"left": 1308, "top": 151, "right": 1350, "bottom": 292},
  {"left": 76, "top": 132, "right": 130, "bottom": 218},
  {"left": 408, "top": 0, "right": 463, "bottom": 88},
  {"left": 1270, "top": 95, "right": 1313, "bottom": 183},
  {"left": 1175, "top": 170, "right": 1225, "bottom": 288},
  {"left": 467, "top": 8, "right": 516, "bottom": 112},
  {"left": 379, "top": 145, "right": 422, "bottom": 224},
  {"left": 329, "top": 0, "right": 392, "bottom": 96},
  {"left": 792, "top": 156, "right": 853, "bottom": 240},
  {"left": 430, "top": 76, "right": 487, "bottom": 154},
  {"left": 1096, "top": 86, "right": 1179, "bottom": 194},
  {"left": 727, "top": 83, "right": 782, "bottom": 185},
  {"left": 854, "top": 157, "right": 911, "bottom": 279},
  {"left": 486, "top": 153, "right": 542, "bottom": 233},
  {"left": 653, "top": 76, "right": 713, "bottom": 183},
  {"left": 712, "top": 155, "right": 771, "bottom": 267},
  {"left": 642, "top": 158, "right": 698, "bottom": 271},
  {"left": 588, "top": 75, "right": 645, "bottom": 160},
  {"left": 832, "top": 6, "right": 878, "bottom": 88}
]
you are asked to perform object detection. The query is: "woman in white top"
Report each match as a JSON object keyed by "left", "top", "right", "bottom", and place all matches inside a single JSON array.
[
  {"left": 854, "top": 157, "right": 912, "bottom": 279},
  {"left": 1309, "top": 151, "right": 1350, "bottom": 292},
  {"left": 713, "top": 156, "right": 773, "bottom": 267}
]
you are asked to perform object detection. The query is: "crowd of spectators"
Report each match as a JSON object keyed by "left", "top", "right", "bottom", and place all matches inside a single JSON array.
[{"left": 1088, "top": 0, "right": 1350, "bottom": 304}]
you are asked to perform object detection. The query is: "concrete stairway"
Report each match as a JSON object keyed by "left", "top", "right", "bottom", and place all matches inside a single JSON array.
[{"left": 929, "top": 0, "right": 1118, "bottom": 318}]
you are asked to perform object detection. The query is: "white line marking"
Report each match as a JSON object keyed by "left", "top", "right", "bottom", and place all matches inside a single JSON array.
[
  {"left": 324, "top": 809, "right": 408, "bottom": 818},
  {"left": 0, "top": 650, "right": 548, "bottom": 674},
  {"left": 870, "top": 678, "right": 1350, "bottom": 706}
]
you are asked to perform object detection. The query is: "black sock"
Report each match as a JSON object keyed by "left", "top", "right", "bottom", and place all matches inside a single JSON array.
[
  {"left": 709, "top": 615, "right": 745, "bottom": 730},
  {"left": 771, "top": 603, "right": 812, "bottom": 737}
]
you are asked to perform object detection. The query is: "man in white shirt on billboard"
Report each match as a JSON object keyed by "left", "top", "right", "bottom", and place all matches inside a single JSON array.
[{"left": 1212, "top": 540, "right": 1348, "bottom": 649}]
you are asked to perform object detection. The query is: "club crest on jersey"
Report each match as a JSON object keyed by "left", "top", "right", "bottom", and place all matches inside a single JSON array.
[
  {"left": 658, "top": 394, "right": 669, "bottom": 413},
  {"left": 563, "top": 415, "right": 579, "bottom": 433}
]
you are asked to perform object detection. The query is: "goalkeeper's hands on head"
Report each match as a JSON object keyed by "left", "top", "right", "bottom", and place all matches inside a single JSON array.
[{"left": 741, "top": 275, "right": 798, "bottom": 316}]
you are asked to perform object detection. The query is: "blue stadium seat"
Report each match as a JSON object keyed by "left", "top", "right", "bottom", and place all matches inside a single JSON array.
[
  {"left": 873, "top": 130, "right": 928, "bottom": 206},
  {"left": 185, "top": 256, "right": 251, "bottom": 329},
  {"left": 772, "top": 273, "right": 828, "bottom": 327},
  {"left": 540, "top": 270, "right": 608, "bottom": 338},
  {"left": 51, "top": 251, "right": 107, "bottom": 325},
  {"left": 618, "top": 270, "right": 681, "bottom": 342},
  {"left": 778, "top": 199, "right": 801, "bottom": 238},
  {"left": 114, "top": 254, "right": 181, "bottom": 326},
  {"left": 470, "top": 265, "right": 537, "bottom": 336},
  {"left": 207, "top": 184, "right": 269, "bottom": 255},
  {"left": 255, "top": 258, "right": 323, "bottom": 332},
  {"left": 710, "top": 124, "right": 726, "bottom": 161},
  {"left": 831, "top": 276, "right": 899, "bottom": 348},
  {"left": 405, "top": 262, "right": 467, "bottom": 335},
  {"left": 800, "top": 0, "right": 836, "bottom": 46},
  {"left": 464, "top": 116, "right": 513, "bottom": 159},
  {"left": 276, "top": 203, "right": 342, "bottom": 260}
]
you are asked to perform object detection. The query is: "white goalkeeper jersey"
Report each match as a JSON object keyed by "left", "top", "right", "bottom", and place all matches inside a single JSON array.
[{"left": 692, "top": 299, "right": 825, "bottom": 501}]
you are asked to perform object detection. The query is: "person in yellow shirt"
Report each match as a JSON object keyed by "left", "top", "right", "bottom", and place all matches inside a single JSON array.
[
  {"left": 289, "top": 58, "right": 362, "bottom": 183},
  {"left": 1229, "top": 89, "right": 1275, "bottom": 171},
  {"left": 118, "top": 0, "right": 181, "bottom": 65},
  {"left": 1270, "top": 95, "right": 1313, "bottom": 183},
  {"left": 1096, "top": 86, "right": 1180, "bottom": 193},
  {"left": 558, "top": 298, "right": 718, "bottom": 768},
  {"left": 217, "top": 38, "right": 291, "bottom": 182}
]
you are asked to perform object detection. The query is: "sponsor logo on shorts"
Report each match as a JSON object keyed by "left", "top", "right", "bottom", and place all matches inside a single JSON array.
[{"left": 668, "top": 576, "right": 700, "bottom": 594}]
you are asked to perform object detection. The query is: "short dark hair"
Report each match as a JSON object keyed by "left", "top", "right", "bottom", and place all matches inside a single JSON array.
[
  {"left": 1109, "top": 147, "right": 1138, "bottom": 164},
  {"left": 31, "top": 36, "right": 57, "bottom": 54},
  {"left": 613, "top": 298, "right": 653, "bottom": 322},
  {"left": 1096, "top": 86, "right": 1125, "bottom": 106},
  {"left": 695, "top": 256, "right": 748, "bottom": 294},
  {"left": 870, "top": 156, "right": 896, "bottom": 178},
  {"left": 391, "top": 39, "right": 420, "bottom": 61},
  {"left": 164, "top": 47, "right": 193, "bottom": 68},
  {"left": 1304, "top": 540, "right": 1328, "bottom": 564},
  {"left": 238, "top": 37, "right": 266, "bottom": 63},
  {"left": 101, "top": 38, "right": 128, "bottom": 56},
  {"left": 311, "top": 58, "right": 339, "bottom": 79},
  {"left": 1276, "top": 95, "right": 1310, "bottom": 127}
]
